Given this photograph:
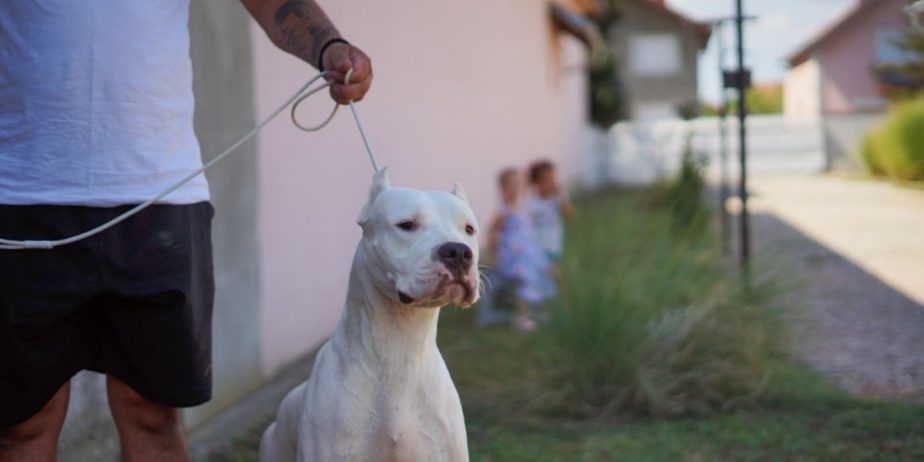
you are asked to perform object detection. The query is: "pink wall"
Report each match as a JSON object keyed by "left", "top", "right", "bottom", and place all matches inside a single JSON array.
[
  {"left": 819, "top": 0, "right": 907, "bottom": 113},
  {"left": 251, "top": 1, "right": 588, "bottom": 374}
]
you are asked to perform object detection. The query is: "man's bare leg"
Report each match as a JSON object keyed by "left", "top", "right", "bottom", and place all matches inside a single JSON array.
[
  {"left": 106, "top": 376, "right": 188, "bottom": 462},
  {"left": 0, "top": 382, "right": 70, "bottom": 462}
]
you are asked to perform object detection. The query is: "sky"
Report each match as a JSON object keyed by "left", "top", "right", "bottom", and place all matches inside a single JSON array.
[{"left": 666, "top": 0, "right": 857, "bottom": 103}]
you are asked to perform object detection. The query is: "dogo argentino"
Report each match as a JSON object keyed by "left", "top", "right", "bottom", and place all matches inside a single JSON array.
[{"left": 260, "top": 168, "right": 479, "bottom": 462}]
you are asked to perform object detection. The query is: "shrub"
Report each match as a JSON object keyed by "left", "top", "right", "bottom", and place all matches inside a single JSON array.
[
  {"left": 537, "top": 192, "right": 774, "bottom": 418},
  {"left": 863, "top": 97, "right": 924, "bottom": 181},
  {"left": 667, "top": 141, "right": 709, "bottom": 234},
  {"left": 862, "top": 135, "right": 884, "bottom": 176}
]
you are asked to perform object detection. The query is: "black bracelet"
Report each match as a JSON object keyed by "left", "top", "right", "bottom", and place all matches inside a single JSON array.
[{"left": 317, "top": 38, "right": 350, "bottom": 72}]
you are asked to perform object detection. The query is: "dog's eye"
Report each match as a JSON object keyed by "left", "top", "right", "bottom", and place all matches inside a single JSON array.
[
  {"left": 465, "top": 224, "right": 476, "bottom": 236},
  {"left": 396, "top": 221, "right": 417, "bottom": 232}
]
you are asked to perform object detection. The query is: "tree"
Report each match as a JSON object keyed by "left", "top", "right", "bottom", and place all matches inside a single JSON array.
[
  {"left": 873, "top": 1, "right": 924, "bottom": 100},
  {"left": 588, "top": 2, "right": 627, "bottom": 128}
]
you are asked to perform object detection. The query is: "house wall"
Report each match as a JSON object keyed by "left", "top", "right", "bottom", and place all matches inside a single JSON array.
[
  {"left": 610, "top": 2, "right": 702, "bottom": 120},
  {"left": 817, "top": 0, "right": 907, "bottom": 114},
  {"left": 784, "top": 57, "right": 822, "bottom": 120},
  {"left": 252, "top": 0, "right": 588, "bottom": 374}
]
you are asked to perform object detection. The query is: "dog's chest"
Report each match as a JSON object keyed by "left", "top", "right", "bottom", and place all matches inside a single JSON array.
[
  {"left": 350, "top": 383, "right": 457, "bottom": 460},
  {"left": 364, "top": 411, "right": 453, "bottom": 461}
]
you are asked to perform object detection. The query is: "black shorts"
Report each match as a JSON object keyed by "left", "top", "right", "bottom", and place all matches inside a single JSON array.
[{"left": 0, "top": 202, "right": 215, "bottom": 426}]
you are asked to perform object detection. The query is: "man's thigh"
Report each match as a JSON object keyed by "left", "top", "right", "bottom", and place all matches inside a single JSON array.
[
  {"left": 0, "top": 202, "right": 215, "bottom": 426},
  {"left": 93, "top": 202, "right": 216, "bottom": 409},
  {"left": 0, "top": 205, "right": 102, "bottom": 427}
]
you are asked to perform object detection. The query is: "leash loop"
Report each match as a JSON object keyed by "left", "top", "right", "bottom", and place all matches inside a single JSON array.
[{"left": 0, "top": 69, "right": 377, "bottom": 250}]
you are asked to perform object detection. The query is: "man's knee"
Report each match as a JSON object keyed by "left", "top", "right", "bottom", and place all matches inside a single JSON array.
[
  {"left": 0, "top": 384, "right": 69, "bottom": 449},
  {"left": 106, "top": 377, "right": 180, "bottom": 436}
]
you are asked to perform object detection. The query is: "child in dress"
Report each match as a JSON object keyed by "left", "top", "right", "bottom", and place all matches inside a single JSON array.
[
  {"left": 526, "top": 160, "right": 574, "bottom": 263},
  {"left": 488, "top": 168, "right": 557, "bottom": 331}
]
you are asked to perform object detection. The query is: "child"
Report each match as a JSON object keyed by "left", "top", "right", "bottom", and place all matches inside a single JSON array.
[
  {"left": 488, "top": 168, "right": 557, "bottom": 331},
  {"left": 526, "top": 160, "right": 574, "bottom": 263}
]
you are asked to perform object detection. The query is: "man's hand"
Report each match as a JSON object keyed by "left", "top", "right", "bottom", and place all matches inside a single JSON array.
[
  {"left": 322, "top": 42, "right": 373, "bottom": 104},
  {"left": 242, "top": 0, "right": 373, "bottom": 103}
]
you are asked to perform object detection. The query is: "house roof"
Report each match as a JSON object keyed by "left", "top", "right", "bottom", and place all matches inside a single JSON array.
[
  {"left": 628, "top": 0, "right": 713, "bottom": 50},
  {"left": 551, "top": 2, "right": 604, "bottom": 51},
  {"left": 554, "top": 0, "right": 606, "bottom": 15},
  {"left": 786, "top": 0, "right": 881, "bottom": 67}
]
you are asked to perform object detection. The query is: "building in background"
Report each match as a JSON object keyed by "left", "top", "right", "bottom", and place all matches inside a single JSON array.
[
  {"left": 783, "top": 0, "right": 911, "bottom": 168},
  {"left": 608, "top": 0, "right": 711, "bottom": 121},
  {"left": 784, "top": 0, "right": 911, "bottom": 118}
]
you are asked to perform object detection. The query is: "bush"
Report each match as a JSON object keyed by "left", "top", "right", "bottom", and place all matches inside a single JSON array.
[
  {"left": 667, "top": 142, "right": 708, "bottom": 234},
  {"left": 862, "top": 135, "right": 884, "bottom": 176},
  {"left": 863, "top": 97, "right": 924, "bottom": 181},
  {"left": 537, "top": 193, "right": 774, "bottom": 418}
]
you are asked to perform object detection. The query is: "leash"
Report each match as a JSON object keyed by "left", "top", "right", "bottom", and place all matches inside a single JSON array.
[{"left": 0, "top": 69, "right": 379, "bottom": 250}]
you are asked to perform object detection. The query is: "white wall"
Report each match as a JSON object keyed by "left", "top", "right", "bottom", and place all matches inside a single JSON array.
[
  {"left": 187, "top": 1, "right": 262, "bottom": 426},
  {"left": 251, "top": 0, "right": 588, "bottom": 374},
  {"left": 605, "top": 114, "right": 827, "bottom": 186},
  {"left": 784, "top": 57, "right": 821, "bottom": 120}
]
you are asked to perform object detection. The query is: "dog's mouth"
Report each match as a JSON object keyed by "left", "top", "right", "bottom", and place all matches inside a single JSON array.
[
  {"left": 398, "top": 291, "right": 416, "bottom": 304},
  {"left": 397, "top": 278, "right": 477, "bottom": 307},
  {"left": 452, "top": 280, "right": 476, "bottom": 306}
]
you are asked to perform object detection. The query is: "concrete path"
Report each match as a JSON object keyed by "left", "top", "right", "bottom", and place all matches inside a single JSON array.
[
  {"left": 745, "top": 174, "right": 924, "bottom": 400},
  {"left": 750, "top": 175, "right": 924, "bottom": 305}
]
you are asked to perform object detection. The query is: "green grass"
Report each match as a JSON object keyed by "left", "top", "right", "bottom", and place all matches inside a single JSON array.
[
  {"left": 532, "top": 188, "right": 774, "bottom": 419},
  {"left": 436, "top": 190, "right": 924, "bottom": 461},
  {"left": 440, "top": 305, "right": 924, "bottom": 461}
]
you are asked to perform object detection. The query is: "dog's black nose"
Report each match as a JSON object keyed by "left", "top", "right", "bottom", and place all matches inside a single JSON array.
[{"left": 436, "top": 242, "right": 473, "bottom": 273}]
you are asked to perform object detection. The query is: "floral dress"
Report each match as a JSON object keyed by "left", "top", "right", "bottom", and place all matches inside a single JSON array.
[{"left": 495, "top": 204, "right": 557, "bottom": 304}]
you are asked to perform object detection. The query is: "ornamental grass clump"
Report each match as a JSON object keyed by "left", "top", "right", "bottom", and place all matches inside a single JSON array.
[{"left": 536, "top": 189, "right": 774, "bottom": 418}]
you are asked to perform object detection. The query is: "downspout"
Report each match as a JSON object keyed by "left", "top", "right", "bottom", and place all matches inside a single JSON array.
[{"left": 815, "top": 50, "right": 831, "bottom": 172}]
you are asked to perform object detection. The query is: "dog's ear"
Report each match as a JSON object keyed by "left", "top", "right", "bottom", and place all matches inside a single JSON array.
[
  {"left": 358, "top": 168, "right": 390, "bottom": 226},
  {"left": 368, "top": 167, "right": 391, "bottom": 201},
  {"left": 451, "top": 182, "right": 469, "bottom": 204}
]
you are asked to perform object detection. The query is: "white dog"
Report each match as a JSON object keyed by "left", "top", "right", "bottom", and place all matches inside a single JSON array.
[{"left": 260, "top": 169, "right": 480, "bottom": 462}]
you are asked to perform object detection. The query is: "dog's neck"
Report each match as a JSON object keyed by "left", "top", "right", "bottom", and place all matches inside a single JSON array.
[{"left": 330, "top": 244, "right": 442, "bottom": 378}]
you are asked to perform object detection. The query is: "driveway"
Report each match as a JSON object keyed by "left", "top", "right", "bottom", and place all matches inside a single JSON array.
[{"left": 745, "top": 174, "right": 924, "bottom": 400}]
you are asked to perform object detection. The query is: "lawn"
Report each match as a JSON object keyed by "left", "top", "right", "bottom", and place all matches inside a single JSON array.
[
  {"left": 215, "top": 190, "right": 924, "bottom": 461},
  {"left": 436, "top": 189, "right": 924, "bottom": 461},
  {"left": 441, "top": 309, "right": 924, "bottom": 462}
]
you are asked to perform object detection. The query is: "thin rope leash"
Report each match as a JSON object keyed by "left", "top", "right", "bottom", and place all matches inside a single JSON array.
[{"left": 0, "top": 69, "right": 378, "bottom": 250}]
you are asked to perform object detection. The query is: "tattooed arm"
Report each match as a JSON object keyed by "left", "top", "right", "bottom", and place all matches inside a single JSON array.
[{"left": 241, "top": 0, "right": 373, "bottom": 103}]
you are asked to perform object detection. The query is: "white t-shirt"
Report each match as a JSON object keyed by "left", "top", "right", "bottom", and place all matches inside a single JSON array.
[
  {"left": 0, "top": 1, "right": 209, "bottom": 206},
  {"left": 525, "top": 194, "right": 565, "bottom": 256}
]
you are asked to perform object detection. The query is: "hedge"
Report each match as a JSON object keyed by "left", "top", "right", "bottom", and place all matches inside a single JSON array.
[{"left": 863, "top": 97, "right": 924, "bottom": 181}]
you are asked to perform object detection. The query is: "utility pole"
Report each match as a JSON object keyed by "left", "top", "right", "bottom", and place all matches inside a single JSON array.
[
  {"left": 734, "top": 0, "right": 751, "bottom": 274},
  {"left": 714, "top": 22, "right": 731, "bottom": 255},
  {"left": 709, "top": 15, "right": 754, "bottom": 256}
]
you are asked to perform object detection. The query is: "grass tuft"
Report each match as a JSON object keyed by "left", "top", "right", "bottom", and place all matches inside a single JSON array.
[{"left": 535, "top": 190, "right": 774, "bottom": 418}]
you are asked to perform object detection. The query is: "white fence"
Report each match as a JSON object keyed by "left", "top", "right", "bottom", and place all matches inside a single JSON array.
[{"left": 583, "top": 114, "right": 828, "bottom": 187}]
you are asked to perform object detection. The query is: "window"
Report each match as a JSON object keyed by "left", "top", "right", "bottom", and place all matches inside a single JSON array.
[
  {"left": 629, "top": 33, "right": 682, "bottom": 77},
  {"left": 877, "top": 29, "right": 917, "bottom": 64}
]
